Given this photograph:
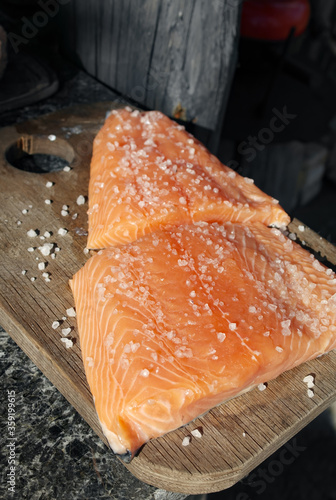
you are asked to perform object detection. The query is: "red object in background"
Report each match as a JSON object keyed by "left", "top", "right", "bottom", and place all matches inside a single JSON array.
[{"left": 241, "top": 0, "right": 311, "bottom": 41}]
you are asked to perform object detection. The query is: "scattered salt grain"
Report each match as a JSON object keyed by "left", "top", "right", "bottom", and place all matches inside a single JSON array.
[
  {"left": 42, "top": 272, "right": 49, "bottom": 278},
  {"left": 63, "top": 166, "right": 71, "bottom": 172},
  {"left": 258, "top": 383, "right": 267, "bottom": 391},
  {"left": 77, "top": 195, "right": 85, "bottom": 205},
  {"left": 17, "top": 221, "right": 22, "bottom": 225},
  {"left": 217, "top": 332, "right": 226, "bottom": 342},
  {"left": 66, "top": 307, "right": 76, "bottom": 317},
  {"left": 39, "top": 243, "right": 53, "bottom": 256},
  {"left": 38, "top": 262, "right": 46, "bottom": 270},
  {"left": 179, "top": 197, "right": 187, "bottom": 205},
  {"left": 288, "top": 232, "right": 297, "bottom": 241},
  {"left": 140, "top": 369, "right": 149, "bottom": 378},
  {"left": 21, "top": 270, "right": 27, "bottom": 275},
  {"left": 52, "top": 321, "right": 60, "bottom": 329},
  {"left": 61, "top": 327, "right": 72, "bottom": 336},
  {"left": 27, "top": 247, "right": 35, "bottom": 252},
  {"left": 44, "top": 231, "right": 51, "bottom": 238},
  {"left": 30, "top": 277, "right": 36, "bottom": 282},
  {"left": 27, "top": 229, "right": 37, "bottom": 237},
  {"left": 275, "top": 346, "right": 283, "bottom": 353},
  {"left": 307, "top": 389, "right": 314, "bottom": 398},
  {"left": 298, "top": 225, "right": 305, "bottom": 232},
  {"left": 83, "top": 247, "right": 89, "bottom": 255},
  {"left": 46, "top": 181, "right": 54, "bottom": 188},
  {"left": 86, "top": 357, "right": 94, "bottom": 367},
  {"left": 48, "top": 134, "right": 56, "bottom": 141},
  {"left": 229, "top": 323, "right": 237, "bottom": 331},
  {"left": 61, "top": 338, "right": 73, "bottom": 349},
  {"left": 191, "top": 428, "right": 203, "bottom": 438},
  {"left": 72, "top": 213, "right": 78, "bottom": 220},
  {"left": 45, "top": 199, "right": 52, "bottom": 205},
  {"left": 22, "top": 209, "right": 28, "bottom": 214},
  {"left": 58, "top": 228, "right": 68, "bottom": 236},
  {"left": 182, "top": 436, "right": 191, "bottom": 447},
  {"left": 303, "top": 374, "right": 314, "bottom": 384},
  {"left": 61, "top": 210, "right": 69, "bottom": 217},
  {"left": 242, "top": 432, "right": 246, "bottom": 437}
]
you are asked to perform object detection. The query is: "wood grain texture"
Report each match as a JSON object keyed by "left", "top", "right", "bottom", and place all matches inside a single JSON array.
[
  {"left": 59, "top": 0, "right": 240, "bottom": 131},
  {"left": 0, "top": 102, "right": 335, "bottom": 495}
]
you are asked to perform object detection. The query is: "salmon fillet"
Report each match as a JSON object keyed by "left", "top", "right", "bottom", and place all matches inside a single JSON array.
[
  {"left": 87, "top": 108, "right": 290, "bottom": 249},
  {"left": 70, "top": 222, "right": 336, "bottom": 460}
]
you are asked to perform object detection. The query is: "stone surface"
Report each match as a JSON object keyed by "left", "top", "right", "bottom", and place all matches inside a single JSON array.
[{"left": 0, "top": 328, "right": 188, "bottom": 500}]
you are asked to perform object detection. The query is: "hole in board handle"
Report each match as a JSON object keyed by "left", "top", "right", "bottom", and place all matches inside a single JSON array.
[{"left": 5, "top": 135, "right": 75, "bottom": 173}]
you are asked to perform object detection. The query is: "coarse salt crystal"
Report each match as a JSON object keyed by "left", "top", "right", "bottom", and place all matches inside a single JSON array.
[
  {"left": 27, "top": 247, "right": 35, "bottom": 252},
  {"left": 217, "top": 332, "right": 226, "bottom": 342},
  {"left": 61, "top": 327, "right": 72, "bottom": 336},
  {"left": 45, "top": 199, "right": 52, "bottom": 205},
  {"left": 179, "top": 197, "right": 187, "bottom": 205},
  {"left": 61, "top": 338, "right": 73, "bottom": 349},
  {"left": 58, "top": 228, "right": 68, "bottom": 236},
  {"left": 21, "top": 270, "right": 27, "bottom": 275},
  {"left": 22, "top": 209, "right": 28, "bottom": 214},
  {"left": 17, "top": 220, "right": 22, "bottom": 225},
  {"left": 61, "top": 210, "right": 69, "bottom": 216},
  {"left": 190, "top": 291, "right": 196, "bottom": 298},
  {"left": 62, "top": 205, "right": 69, "bottom": 210},
  {"left": 303, "top": 374, "right": 314, "bottom": 383},
  {"left": 44, "top": 231, "right": 51, "bottom": 238},
  {"left": 42, "top": 272, "right": 50, "bottom": 279},
  {"left": 77, "top": 195, "right": 85, "bottom": 205},
  {"left": 182, "top": 436, "right": 191, "bottom": 447},
  {"left": 48, "top": 134, "right": 56, "bottom": 141},
  {"left": 38, "top": 262, "right": 46, "bottom": 270},
  {"left": 275, "top": 346, "right": 283, "bottom": 353},
  {"left": 27, "top": 229, "right": 37, "bottom": 237},
  {"left": 46, "top": 181, "right": 54, "bottom": 188},
  {"left": 258, "top": 383, "right": 267, "bottom": 391},
  {"left": 140, "top": 369, "right": 149, "bottom": 377},
  {"left": 63, "top": 166, "right": 71, "bottom": 172},
  {"left": 191, "top": 428, "right": 203, "bottom": 438},
  {"left": 39, "top": 243, "right": 53, "bottom": 256},
  {"left": 52, "top": 321, "right": 60, "bottom": 329},
  {"left": 229, "top": 323, "right": 237, "bottom": 331},
  {"left": 298, "top": 225, "right": 305, "bottom": 232},
  {"left": 30, "top": 277, "right": 36, "bottom": 282},
  {"left": 307, "top": 389, "right": 314, "bottom": 398},
  {"left": 66, "top": 307, "right": 76, "bottom": 317}
]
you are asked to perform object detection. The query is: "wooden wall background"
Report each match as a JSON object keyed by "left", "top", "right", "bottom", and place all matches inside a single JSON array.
[{"left": 59, "top": 0, "right": 241, "bottom": 143}]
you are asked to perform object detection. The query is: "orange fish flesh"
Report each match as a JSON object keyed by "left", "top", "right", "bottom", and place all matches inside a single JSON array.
[
  {"left": 70, "top": 222, "right": 336, "bottom": 460},
  {"left": 87, "top": 108, "right": 290, "bottom": 249}
]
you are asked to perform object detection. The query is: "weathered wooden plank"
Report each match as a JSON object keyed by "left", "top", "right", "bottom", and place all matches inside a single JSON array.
[
  {"left": 0, "top": 102, "right": 335, "bottom": 495},
  {"left": 59, "top": 0, "right": 240, "bottom": 132}
]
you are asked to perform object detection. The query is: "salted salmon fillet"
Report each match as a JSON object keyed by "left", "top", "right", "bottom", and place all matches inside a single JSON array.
[
  {"left": 70, "top": 222, "right": 336, "bottom": 460},
  {"left": 87, "top": 108, "right": 290, "bottom": 249}
]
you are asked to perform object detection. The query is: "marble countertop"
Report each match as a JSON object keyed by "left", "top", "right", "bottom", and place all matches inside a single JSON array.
[{"left": 0, "top": 58, "right": 190, "bottom": 500}]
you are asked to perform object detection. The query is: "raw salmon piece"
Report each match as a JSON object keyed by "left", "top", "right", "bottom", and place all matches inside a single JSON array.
[
  {"left": 87, "top": 108, "right": 290, "bottom": 249},
  {"left": 70, "top": 222, "right": 336, "bottom": 460}
]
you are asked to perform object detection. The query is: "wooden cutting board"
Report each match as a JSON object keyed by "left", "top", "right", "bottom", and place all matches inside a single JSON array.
[{"left": 0, "top": 102, "right": 335, "bottom": 495}]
